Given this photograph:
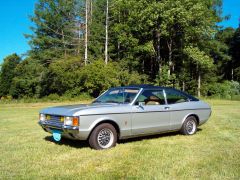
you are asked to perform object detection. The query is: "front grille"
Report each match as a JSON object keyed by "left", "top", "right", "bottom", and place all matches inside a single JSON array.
[{"left": 45, "top": 115, "right": 64, "bottom": 128}]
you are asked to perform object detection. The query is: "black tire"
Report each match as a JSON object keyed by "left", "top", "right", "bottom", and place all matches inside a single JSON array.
[
  {"left": 88, "top": 123, "right": 117, "bottom": 150},
  {"left": 180, "top": 116, "right": 197, "bottom": 135}
]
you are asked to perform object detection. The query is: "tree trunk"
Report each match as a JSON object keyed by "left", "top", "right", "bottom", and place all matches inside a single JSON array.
[
  {"left": 84, "top": 0, "right": 88, "bottom": 66},
  {"left": 61, "top": 30, "right": 67, "bottom": 57},
  {"left": 182, "top": 81, "right": 185, "bottom": 91},
  {"left": 90, "top": 0, "right": 93, "bottom": 23},
  {"left": 197, "top": 65, "right": 201, "bottom": 97},
  {"left": 105, "top": 0, "right": 109, "bottom": 65},
  {"left": 117, "top": 42, "right": 120, "bottom": 61},
  {"left": 156, "top": 30, "right": 161, "bottom": 70},
  {"left": 77, "top": 22, "right": 81, "bottom": 55},
  {"left": 142, "top": 59, "right": 145, "bottom": 73},
  {"left": 117, "top": 9, "right": 120, "bottom": 61},
  {"left": 167, "top": 39, "right": 173, "bottom": 78}
]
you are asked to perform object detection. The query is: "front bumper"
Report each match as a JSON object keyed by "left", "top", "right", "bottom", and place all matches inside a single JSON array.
[{"left": 38, "top": 121, "right": 80, "bottom": 139}]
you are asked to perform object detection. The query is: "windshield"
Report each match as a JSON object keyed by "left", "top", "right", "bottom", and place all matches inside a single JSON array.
[{"left": 92, "top": 88, "right": 140, "bottom": 104}]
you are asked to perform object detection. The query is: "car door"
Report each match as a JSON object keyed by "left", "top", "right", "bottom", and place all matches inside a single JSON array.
[{"left": 131, "top": 89, "right": 171, "bottom": 135}]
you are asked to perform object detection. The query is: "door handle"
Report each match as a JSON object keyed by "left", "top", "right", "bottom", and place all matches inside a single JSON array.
[{"left": 164, "top": 106, "right": 170, "bottom": 110}]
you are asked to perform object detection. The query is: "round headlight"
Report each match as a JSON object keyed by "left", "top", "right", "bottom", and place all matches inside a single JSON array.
[
  {"left": 39, "top": 114, "right": 46, "bottom": 121},
  {"left": 64, "top": 116, "right": 73, "bottom": 126}
]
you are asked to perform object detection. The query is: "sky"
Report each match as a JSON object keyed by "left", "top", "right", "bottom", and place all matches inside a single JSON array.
[
  {"left": 0, "top": 0, "right": 36, "bottom": 63},
  {"left": 219, "top": 0, "right": 240, "bottom": 28},
  {"left": 0, "top": 0, "right": 239, "bottom": 63}
]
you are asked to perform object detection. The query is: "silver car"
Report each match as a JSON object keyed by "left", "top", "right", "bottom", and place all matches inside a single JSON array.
[{"left": 39, "top": 85, "right": 211, "bottom": 150}]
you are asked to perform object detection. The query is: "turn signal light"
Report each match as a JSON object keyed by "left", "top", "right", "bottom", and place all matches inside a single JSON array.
[{"left": 72, "top": 117, "right": 79, "bottom": 126}]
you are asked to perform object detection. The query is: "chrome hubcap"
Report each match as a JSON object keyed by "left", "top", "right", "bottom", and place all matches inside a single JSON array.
[
  {"left": 186, "top": 119, "right": 196, "bottom": 134},
  {"left": 97, "top": 128, "right": 114, "bottom": 149}
]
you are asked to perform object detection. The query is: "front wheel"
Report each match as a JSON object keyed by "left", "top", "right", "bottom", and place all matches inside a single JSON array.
[
  {"left": 181, "top": 116, "right": 197, "bottom": 135},
  {"left": 88, "top": 123, "right": 117, "bottom": 150}
]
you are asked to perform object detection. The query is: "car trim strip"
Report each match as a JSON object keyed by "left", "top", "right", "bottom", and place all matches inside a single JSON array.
[{"left": 80, "top": 108, "right": 211, "bottom": 116}]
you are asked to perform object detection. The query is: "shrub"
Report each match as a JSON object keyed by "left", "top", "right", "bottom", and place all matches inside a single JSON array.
[
  {"left": 79, "top": 60, "right": 120, "bottom": 97},
  {"left": 46, "top": 93, "right": 60, "bottom": 101},
  {"left": 10, "top": 58, "right": 43, "bottom": 98},
  {"left": 207, "top": 81, "right": 240, "bottom": 99}
]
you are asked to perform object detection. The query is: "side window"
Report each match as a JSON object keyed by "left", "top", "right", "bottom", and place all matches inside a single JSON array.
[
  {"left": 165, "top": 89, "right": 189, "bottom": 104},
  {"left": 135, "top": 90, "right": 165, "bottom": 105}
]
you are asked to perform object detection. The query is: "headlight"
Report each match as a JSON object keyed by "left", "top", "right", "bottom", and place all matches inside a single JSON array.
[
  {"left": 64, "top": 116, "right": 79, "bottom": 126},
  {"left": 64, "top": 116, "right": 73, "bottom": 126},
  {"left": 39, "top": 114, "right": 46, "bottom": 121}
]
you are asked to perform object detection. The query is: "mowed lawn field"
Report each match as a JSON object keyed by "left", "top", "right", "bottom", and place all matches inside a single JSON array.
[{"left": 0, "top": 100, "right": 239, "bottom": 179}]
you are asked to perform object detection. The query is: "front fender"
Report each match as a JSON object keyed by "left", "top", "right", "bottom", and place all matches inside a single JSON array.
[
  {"left": 88, "top": 116, "right": 119, "bottom": 133},
  {"left": 77, "top": 115, "right": 121, "bottom": 140}
]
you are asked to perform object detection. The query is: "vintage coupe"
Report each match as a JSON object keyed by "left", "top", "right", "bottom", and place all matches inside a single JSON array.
[{"left": 39, "top": 85, "right": 211, "bottom": 150}]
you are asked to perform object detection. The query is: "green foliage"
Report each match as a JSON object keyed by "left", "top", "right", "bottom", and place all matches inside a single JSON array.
[
  {"left": 207, "top": 81, "right": 240, "bottom": 99},
  {"left": 39, "top": 56, "right": 83, "bottom": 96},
  {"left": 88, "top": 0, "right": 106, "bottom": 59},
  {"left": 155, "top": 65, "right": 176, "bottom": 87},
  {"left": 231, "top": 28, "right": 240, "bottom": 81},
  {"left": 211, "top": 27, "right": 235, "bottom": 79},
  {"left": 10, "top": 58, "right": 44, "bottom": 98},
  {"left": 79, "top": 60, "right": 148, "bottom": 96},
  {"left": 0, "top": 54, "right": 21, "bottom": 97},
  {"left": 19, "top": 57, "right": 147, "bottom": 98},
  {"left": 184, "top": 46, "right": 213, "bottom": 69},
  {"left": 79, "top": 60, "right": 120, "bottom": 96},
  {"left": 1, "top": 0, "right": 240, "bottom": 100},
  {"left": 27, "top": 0, "right": 81, "bottom": 64},
  {"left": 118, "top": 70, "right": 149, "bottom": 86}
]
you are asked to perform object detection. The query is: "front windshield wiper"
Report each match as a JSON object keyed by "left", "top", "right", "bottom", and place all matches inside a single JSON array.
[
  {"left": 105, "top": 100, "right": 120, "bottom": 104},
  {"left": 92, "top": 100, "right": 121, "bottom": 104},
  {"left": 92, "top": 100, "right": 102, "bottom": 103}
]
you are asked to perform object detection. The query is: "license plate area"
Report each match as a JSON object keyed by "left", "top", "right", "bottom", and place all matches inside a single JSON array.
[{"left": 52, "top": 129, "right": 62, "bottom": 142}]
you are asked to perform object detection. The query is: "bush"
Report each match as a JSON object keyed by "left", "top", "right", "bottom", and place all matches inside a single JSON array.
[
  {"left": 46, "top": 94, "right": 60, "bottom": 101},
  {"left": 77, "top": 60, "right": 148, "bottom": 97},
  {"left": 207, "top": 81, "right": 240, "bottom": 99},
  {"left": 79, "top": 60, "right": 120, "bottom": 96},
  {"left": 3, "top": 55, "right": 150, "bottom": 100},
  {"left": 155, "top": 65, "right": 176, "bottom": 87},
  {"left": 10, "top": 58, "right": 43, "bottom": 98}
]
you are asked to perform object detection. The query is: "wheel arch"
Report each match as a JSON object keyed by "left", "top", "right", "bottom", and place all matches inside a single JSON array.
[
  {"left": 88, "top": 120, "right": 120, "bottom": 140},
  {"left": 182, "top": 113, "right": 200, "bottom": 126}
]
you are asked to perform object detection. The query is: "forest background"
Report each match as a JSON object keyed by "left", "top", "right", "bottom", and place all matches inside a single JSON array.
[{"left": 0, "top": 0, "right": 240, "bottom": 101}]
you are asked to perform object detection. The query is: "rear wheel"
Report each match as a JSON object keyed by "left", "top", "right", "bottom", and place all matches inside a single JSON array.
[
  {"left": 89, "top": 123, "right": 117, "bottom": 150},
  {"left": 181, "top": 116, "right": 197, "bottom": 135}
]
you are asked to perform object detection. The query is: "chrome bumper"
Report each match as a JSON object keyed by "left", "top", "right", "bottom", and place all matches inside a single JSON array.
[
  {"left": 38, "top": 121, "right": 90, "bottom": 140},
  {"left": 38, "top": 121, "right": 79, "bottom": 131},
  {"left": 38, "top": 121, "right": 79, "bottom": 133}
]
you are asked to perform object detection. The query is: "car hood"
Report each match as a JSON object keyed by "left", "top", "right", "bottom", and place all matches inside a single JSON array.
[{"left": 40, "top": 103, "right": 122, "bottom": 116}]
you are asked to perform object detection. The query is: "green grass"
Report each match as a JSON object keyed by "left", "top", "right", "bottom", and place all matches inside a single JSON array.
[{"left": 0, "top": 100, "right": 239, "bottom": 179}]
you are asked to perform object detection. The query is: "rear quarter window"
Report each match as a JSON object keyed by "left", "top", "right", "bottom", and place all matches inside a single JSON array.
[{"left": 165, "top": 89, "right": 189, "bottom": 104}]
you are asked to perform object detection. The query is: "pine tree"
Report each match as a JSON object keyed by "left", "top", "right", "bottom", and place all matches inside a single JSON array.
[{"left": 26, "top": 0, "right": 84, "bottom": 65}]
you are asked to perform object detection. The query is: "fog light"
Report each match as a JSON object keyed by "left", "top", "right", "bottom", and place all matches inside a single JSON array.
[{"left": 60, "top": 116, "right": 64, "bottom": 122}]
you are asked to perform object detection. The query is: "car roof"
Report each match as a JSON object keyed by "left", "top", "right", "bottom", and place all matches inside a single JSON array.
[
  {"left": 117, "top": 84, "right": 166, "bottom": 89},
  {"left": 112, "top": 84, "right": 199, "bottom": 101},
  {"left": 115, "top": 84, "right": 161, "bottom": 89}
]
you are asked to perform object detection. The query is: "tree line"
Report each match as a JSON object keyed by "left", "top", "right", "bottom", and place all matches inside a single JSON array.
[{"left": 0, "top": 0, "right": 239, "bottom": 100}]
